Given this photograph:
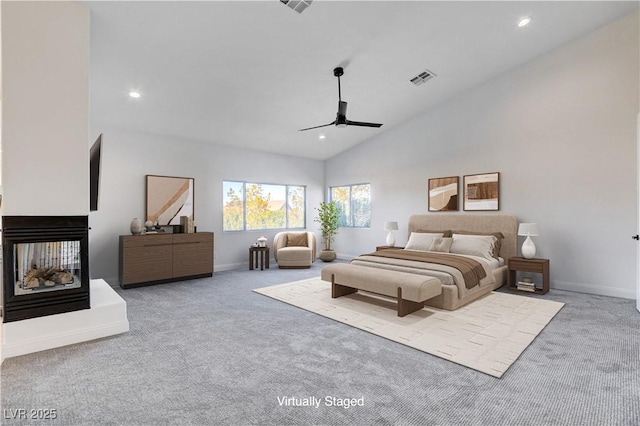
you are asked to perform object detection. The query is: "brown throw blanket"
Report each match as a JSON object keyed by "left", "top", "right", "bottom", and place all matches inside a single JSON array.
[{"left": 365, "top": 249, "right": 487, "bottom": 289}]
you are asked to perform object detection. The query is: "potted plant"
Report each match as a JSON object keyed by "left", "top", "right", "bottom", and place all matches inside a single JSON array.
[{"left": 315, "top": 201, "right": 341, "bottom": 262}]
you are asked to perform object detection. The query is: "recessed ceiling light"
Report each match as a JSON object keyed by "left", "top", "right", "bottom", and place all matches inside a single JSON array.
[
  {"left": 318, "top": 134, "right": 326, "bottom": 140},
  {"left": 129, "top": 91, "right": 141, "bottom": 98},
  {"left": 518, "top": 17, "right": 531, "bottom": 28}
]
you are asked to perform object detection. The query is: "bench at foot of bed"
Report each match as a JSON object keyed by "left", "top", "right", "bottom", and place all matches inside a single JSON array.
[{"left": 321, "top": 263, "right": 442, "bottom": 317}]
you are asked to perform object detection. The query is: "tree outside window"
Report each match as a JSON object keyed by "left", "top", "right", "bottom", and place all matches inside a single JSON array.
[
  {"left": 330, "top": 183, "right": 371, "bottom": 228},
  {"left": 223, "top": 181, "right": 305, "bottom": 231},
  {"left": 223, "top": 181, "right": 244, "bottom": 231},
  {"left": 287, "top": 185, "right": 305, "bottom": 229}
]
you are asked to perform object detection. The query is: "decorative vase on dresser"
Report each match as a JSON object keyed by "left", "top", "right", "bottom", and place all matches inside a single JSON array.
[{"left": 130, "top": 218, "right": 143, "bottom": 235}]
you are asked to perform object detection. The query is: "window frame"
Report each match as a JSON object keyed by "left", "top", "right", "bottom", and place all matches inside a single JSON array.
[
  {"left": 329, "top": 182, "right": 371, "bottom": 229},
  {"left": 223, "top": 180, "right": 306, "bottom": 232}
]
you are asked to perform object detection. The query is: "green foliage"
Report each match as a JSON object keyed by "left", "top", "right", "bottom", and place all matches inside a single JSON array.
[
  {"left": 223, "top": 187, "right": 244, "bottom": 231},
  {"left": 223, "top": 182, "right": 306, "bottom": 231},
  {"left": 330, "top": 186, "right": 350, "bottom": 227},
  {"left": 330, "top": 184, "right": 371, "bottom": 227},
  {"left": 287, "top": 186, "right": 305, "bottom": 228},
  {"left": 314, "top": 201, "right": 341, "bottom": 250}
]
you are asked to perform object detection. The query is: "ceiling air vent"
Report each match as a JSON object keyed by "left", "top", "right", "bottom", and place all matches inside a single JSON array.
[
  {"left": 410, "top": 69, "right": 436, "bottom": 86},
  {"left": 280, "top": 0, "right": 313, "bottom": 14}
]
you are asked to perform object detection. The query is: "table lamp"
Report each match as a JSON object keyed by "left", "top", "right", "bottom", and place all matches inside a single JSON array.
[
  {"left": 384, "top": 221, "right": 399, "bottom": 247},
  {"left": 518, "top": 223, "right": 539, "bottom": 259}
]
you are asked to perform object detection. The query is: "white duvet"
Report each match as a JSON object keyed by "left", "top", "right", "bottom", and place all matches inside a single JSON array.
[{"left": 350, "top": 251, "right": 504, "bottom": 299}]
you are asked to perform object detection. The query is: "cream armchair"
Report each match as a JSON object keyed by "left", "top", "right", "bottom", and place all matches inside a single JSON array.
[{"left": 273, "top": 231, "right": 317, "bottom": 269}]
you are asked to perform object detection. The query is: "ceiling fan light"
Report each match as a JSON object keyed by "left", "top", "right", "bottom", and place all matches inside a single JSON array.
[{"left": 336, "top": 123, "right": 347, "bottom": 128}]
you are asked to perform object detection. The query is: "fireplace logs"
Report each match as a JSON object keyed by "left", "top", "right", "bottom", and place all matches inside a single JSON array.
[{"left": 23, "top": 266, "right": 75, "bottom": 289}]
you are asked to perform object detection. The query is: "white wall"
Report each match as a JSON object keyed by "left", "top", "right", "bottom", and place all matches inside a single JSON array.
[
  {"left": 1, "top": 1, "right": 89, "bottom": 215},
  {"left": 326, "top": 12, "right": 639, "bottom": 299},
  {"left": 88, "top": 128, "right": 325, "bottom": 284}
]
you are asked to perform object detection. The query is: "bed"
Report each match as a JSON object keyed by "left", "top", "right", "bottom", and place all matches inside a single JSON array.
[{"left": 350, "top": 214, "right": 517, "bottom": 310}]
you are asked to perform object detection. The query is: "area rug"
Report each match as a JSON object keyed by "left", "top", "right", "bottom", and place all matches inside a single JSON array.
[{"left": 254, "top": 277, "right": 564, "bottom": 378}]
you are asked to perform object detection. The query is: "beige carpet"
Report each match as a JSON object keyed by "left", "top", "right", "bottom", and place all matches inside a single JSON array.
[{"left": 254, "top": 277, "right": 564, "bottom": 378}]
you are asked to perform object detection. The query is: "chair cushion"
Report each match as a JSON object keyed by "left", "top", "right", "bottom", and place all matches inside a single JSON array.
[
  {"left": 286, "top": 232, "right": 308, "bottom": 247},
  {"left": 278, "top": 246, "right": 312, "bottom": 262}
]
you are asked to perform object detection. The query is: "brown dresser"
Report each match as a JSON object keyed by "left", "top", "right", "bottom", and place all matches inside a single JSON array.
[{"left": 119, "top": 232, "right": 214, "bottom": 288}]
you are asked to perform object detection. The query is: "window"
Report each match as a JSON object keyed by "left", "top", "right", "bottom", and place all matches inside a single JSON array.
[
  {"left": 330, "top": 183, "right": 371, "bottom": 228},
  {"left": 223, "top": 181, "right": 306, "bottom": 231}
]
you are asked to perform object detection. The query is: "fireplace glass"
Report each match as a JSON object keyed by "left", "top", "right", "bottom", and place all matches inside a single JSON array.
[
  {"left": 14, "top": 240, "right": 82, "bottom": 296},
  {"left": 3, "top": 215, "right": 90, "bottom": 322}
]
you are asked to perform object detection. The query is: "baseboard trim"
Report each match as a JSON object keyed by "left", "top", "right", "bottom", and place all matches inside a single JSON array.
[
  {"left": 99, "top": 258, "right": 636, "bottom": 300},
  {"left": 215, "top": 261, "right": 246, "bottom": 272},
  {"left": 552, "top": 280, "right": 635, "bottom": 300}
]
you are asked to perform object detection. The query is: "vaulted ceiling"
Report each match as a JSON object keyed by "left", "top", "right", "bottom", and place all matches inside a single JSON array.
[{"left": 87, "top": 1, "right": 639, "bottom": 160}]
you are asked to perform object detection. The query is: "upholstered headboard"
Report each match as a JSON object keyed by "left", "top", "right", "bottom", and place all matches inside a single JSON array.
[{"left": 407, "top": 214, "right": 518, "bottom": 261}]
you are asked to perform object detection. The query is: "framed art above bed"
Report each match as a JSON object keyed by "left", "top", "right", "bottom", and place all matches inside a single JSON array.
[
  {"left": 428, "top": 176, "right": 459, "bottom": 211},
  {"left": 463, "top": 172, "right": 500, "bottom": 211}
]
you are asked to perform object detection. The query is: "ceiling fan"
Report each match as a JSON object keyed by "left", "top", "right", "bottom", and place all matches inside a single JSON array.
[{"left": 299, "top": 67, "right": 383, "bottom": 131}]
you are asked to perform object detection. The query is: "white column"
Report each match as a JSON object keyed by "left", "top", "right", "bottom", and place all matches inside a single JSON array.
[{"left": 1, "top": 1, "right": 89, "bottom": 216}]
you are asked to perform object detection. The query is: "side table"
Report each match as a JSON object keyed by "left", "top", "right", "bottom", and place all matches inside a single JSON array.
[
  {"left": 507, "top": 257, "right": 549, "bottom": 295},
  {"left": 249, "top": 246, "right": 270, "bottom": 271}
]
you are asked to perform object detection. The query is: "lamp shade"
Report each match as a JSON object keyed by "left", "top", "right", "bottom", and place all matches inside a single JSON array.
[
  {"left": 518, "top": 223, "right": 539, "bottom": 237},
  {"left": 384, "top": 221, "right": 399, "bottom": 231}
]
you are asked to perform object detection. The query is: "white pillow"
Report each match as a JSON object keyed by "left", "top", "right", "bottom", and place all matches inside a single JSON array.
[
  {"left": 404, "top": 232, "right": 444, "bottom": 251},
  {"left": 450, "top": 234, "right": 496, "bottom": 260}
]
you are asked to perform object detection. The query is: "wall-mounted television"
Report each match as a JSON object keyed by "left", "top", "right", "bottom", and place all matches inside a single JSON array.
[{"left": 89, "top": 134, "right": 102, "bottom": 212}]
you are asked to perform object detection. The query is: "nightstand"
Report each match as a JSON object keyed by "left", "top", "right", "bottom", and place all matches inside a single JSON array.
[
  {"left": 249, "top": 246, "right": 270, "bottom": 271},
  {"left": 508, "top": 257, "right": 549, "bottom": 295},
  {"left": 376, "top": 246, "right": 404, "bottom": 251}
]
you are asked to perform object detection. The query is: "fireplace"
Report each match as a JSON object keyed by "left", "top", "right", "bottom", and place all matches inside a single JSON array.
[{"left": 2, "top": 216, "right": 90, "bottom": 322}]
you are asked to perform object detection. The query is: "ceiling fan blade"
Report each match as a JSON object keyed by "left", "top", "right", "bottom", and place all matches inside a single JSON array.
[
  {"left": 299, "top": 67, "right": 383, "bottom": 132},
  {"left": 298, "top": 120, "right": 336, "bottom": 131},
  {"left": 345, "top": 120, "right": 383, "bottom": 128}
]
